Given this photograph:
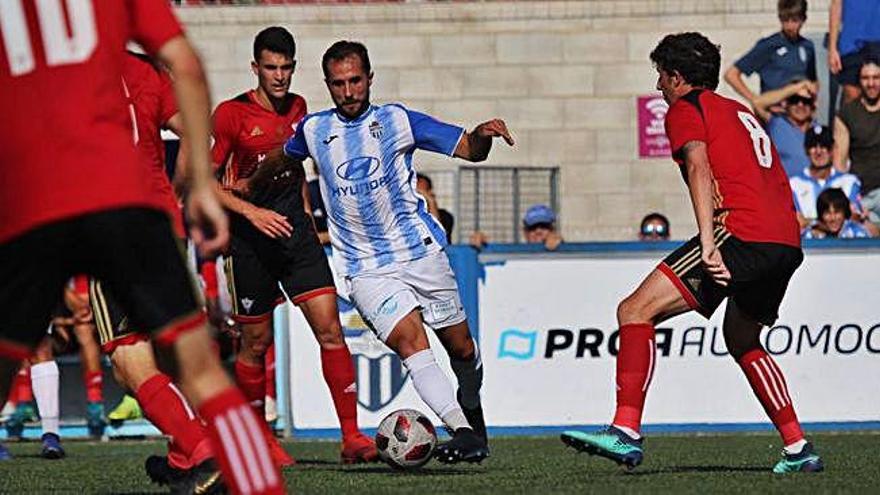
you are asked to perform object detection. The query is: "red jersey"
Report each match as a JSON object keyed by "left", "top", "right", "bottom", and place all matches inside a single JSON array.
[
  {"left": 665, "top": 90, "right": 801, "bottom": 247},
  {"left": 0, "top": 0, "right": 183, "bottom": 243},
  {"left": 122, "top": 52, "right": 184, "bottom": 237},
  {"left": 211, "top": 91, "right": 307, "bottom": 187}
]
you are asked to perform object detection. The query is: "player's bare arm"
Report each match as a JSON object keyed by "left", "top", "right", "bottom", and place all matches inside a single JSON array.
[
  {"left": 156, "top": 35, "right": 228, "bottom": 257},
  {"left": 681, "top": 140, "right": 731, "bottom": 286},
  {"left": 214, "top": 179, "right": 293, "bottom": 239},
  {"left": 453, "top": 119, "right": 515, "bottom": 162}
]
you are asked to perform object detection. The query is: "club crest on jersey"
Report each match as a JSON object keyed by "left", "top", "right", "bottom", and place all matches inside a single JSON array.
[
  {"left": 336, "top": 156, "right": 380, "bottom": 181},
  {"left": 369, "top": 120, "right": 383, "bottom": 139},
  {"left": 250, "top": 126, "right": 263, "bottom": 137}
]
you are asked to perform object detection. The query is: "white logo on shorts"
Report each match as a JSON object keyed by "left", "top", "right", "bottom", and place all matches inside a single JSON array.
[
  {"left": 377, "top": 295, "right": 399, "bottom": 316},
  {"left": 429, "top": 298, "right": 457, "bottom": 322},
  {"left": 241, "top": 298, "right": 254, "bottom": 314}
]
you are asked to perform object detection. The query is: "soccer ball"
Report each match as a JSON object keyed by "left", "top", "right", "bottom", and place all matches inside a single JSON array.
[{"left": 375, "top": 409, "right": 437, "bottom": 469}]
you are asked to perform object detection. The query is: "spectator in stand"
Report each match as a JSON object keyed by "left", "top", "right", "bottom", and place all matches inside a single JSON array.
[
  {"left": 724, "top": 0, "right": 816, "bottom": 122},
  {"left": 469, "top": 204, "right": 563, "bottom": 251},
  {"left": 789, "top": 125, "right": 864, "bottom": 229},
  {"left": 834, "top": 59, "right": 880, "bottom": 229},
  {"left": 827, "top": 0, "right": 880, "bottom": 111},
  {"left": 753, "top": 79, "right": 818, "bottom": 176},
  {"left": 416, "top": 173, "right": 455, "bottom": 243},
  {"left": 638, "top": 213, "right": 671, "bottom": 241},
  {"left": 307, "top": 162, "right": 330, "bottom": 246},
  {"left": 802, "top": 188, "right": 870, "bottom": 238}
]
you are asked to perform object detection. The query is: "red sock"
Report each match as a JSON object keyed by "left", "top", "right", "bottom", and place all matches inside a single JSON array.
[
  {"left": 199, "top": 387, "right": 284, "bottom": 495},
  {"left": 235, "top": 358, "right": 266, "bottom": 417},
  {"left": 84, "top": 370, "right": 103, "bottom": 403},
  {"left": 135, "top": 373, "right": 213, "bottom": 470},
  {"left": 320, "top": 346, "right": 359, "bottom": 438},
  {"left": 612, "top": 323, "right": 656, "bottom": 433},
  {"left": 15, "top": 367, "right": 33, "bottom": 403},
  {"left": 265, "top": 344, "right": 276, "bottom": 402},
  {"left": 738, "top": 349, "right": 804, "bottom": 445}
]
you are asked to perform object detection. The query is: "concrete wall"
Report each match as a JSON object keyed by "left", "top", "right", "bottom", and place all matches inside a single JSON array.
[{"left": 177, "top": 0, "right": 832, "bottom": 241}]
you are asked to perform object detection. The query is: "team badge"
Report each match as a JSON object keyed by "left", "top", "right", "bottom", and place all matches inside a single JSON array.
[
  {"left": 369, "top": 120, "right": 383, "bottom": 139},
  {"left": 250, "top": 126, "right": 263, "bottom": 137}
]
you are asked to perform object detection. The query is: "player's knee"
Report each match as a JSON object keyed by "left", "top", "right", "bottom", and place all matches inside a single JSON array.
[
  {"left": 448, "top": 336, "right": 475, "bottom": 361},
  {"left": 313, "top": 320, "right": 345, "bottom": 348},
  {"left": 617, "top": 295, "right": 646, "bottom": 324}
]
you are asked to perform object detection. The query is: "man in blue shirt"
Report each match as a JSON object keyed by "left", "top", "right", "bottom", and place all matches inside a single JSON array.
[
  {"left": 828, "top": 0, "right": 880, "bottom": 106},
  {"left": 724, "top": 0, "right": 817, "bottom": 122},
  {"left": 283, "top": 41, "right": 513, "bottom": 464}
]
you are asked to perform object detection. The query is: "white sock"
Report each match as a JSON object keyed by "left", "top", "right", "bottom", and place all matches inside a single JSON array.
[
  {"left": 403, "top": 349, "right": 469, "bottom": 431},
  {"left": 612, "top": 424, "right": 641, "bottom": 440},
  {"left": 450, "top": 343, "right": 483, "bottom": 410},
  {"left": 31, "top": 361, "right": 60, "bottom": 435},
  {"left": 784, "top": 438, "right": 808, "bottom": 455}
]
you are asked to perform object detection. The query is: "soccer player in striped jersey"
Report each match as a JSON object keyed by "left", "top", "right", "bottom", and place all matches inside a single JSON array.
[
  {"left": 211, "top": 27, "right": 376, "bottom": 465},
  {"left": 280, "top": 40, "right": 514, "bottom": 464},
  {"left": 561, "top": 32, "right": 823, "bottom": 474}
]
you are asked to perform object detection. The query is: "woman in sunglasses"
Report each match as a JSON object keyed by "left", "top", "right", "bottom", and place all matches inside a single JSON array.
[{"left": 753, "top": 79, "right": 819, "bottom": 177}]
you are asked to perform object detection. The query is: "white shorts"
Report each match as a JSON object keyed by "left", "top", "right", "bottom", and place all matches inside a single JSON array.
[{"left": 344, "top": 251, "right": 467, "bottom": 342}]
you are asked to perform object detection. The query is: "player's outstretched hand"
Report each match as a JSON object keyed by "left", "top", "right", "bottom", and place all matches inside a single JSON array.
[
  {"left": 701, "top": 246, "right": 731, "bottom": 287},
  {"left": 188, "top": 185, "right": 230, "bottom": 257},
  {"left": 475, "top": 119, "right": 515, "bottom": 146},
  {"left": 245, "top": 205, "right": 293, "bottom": 239}
]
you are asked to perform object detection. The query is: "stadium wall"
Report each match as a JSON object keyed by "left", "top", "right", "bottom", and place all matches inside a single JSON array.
[
  {"left": 177, "top": 0, "right": 832, "bottom": 241},
  {"left": 283, "top": 242, "right": 880, "bottom": 436}
]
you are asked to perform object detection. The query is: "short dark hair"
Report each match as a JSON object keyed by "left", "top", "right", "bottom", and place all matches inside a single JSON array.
[
  {"left": 778, "top": 0, "right": 807, "bottom": 20},
  {"left": 640, "top": 212, "right": 670, "bottom": 233},
  {"left": 650, "top": 32, "right": 721, "bottom": 90},
  {"left": 253, "top": 27, "right": 296, "bottom": 62},
  {"left": 860, "top": 56, "right": 880, "bottom": 76},
  {"left": 817, "top": 188, "right": 851, "bottom": 220},
  {"left": 322, "top": 40, "right": 371, "bottom": 79}
]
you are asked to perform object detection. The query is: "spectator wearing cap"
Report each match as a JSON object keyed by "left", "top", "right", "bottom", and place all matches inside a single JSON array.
[
  {"left": 802, "top": 188, "right": 870, "bottom": 239},
  {"left": 753, "top": 78, "right": 818, "bottom": 176},
  {"left": 724, "top": 0, "right": 817, "bottom": 122},
  {"left": 789, "top": 125, "right": 863, "bottom": 228},
  {"left": 521, "top": 204, "right": 563, "bottom": 250},
  {"left": 469, "top": 203, "right": 563, "bottom": 251},
  {"left": 834, "top": 59, "right": 880, "bottom": 231},
  {"left": 638, "top": 213, "right": 670, "bottom": 241}
]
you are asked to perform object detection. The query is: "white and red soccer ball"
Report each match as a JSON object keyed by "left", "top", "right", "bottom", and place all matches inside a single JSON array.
[{"left": 375, "top": 409, "right": 437, "bottom": 469}]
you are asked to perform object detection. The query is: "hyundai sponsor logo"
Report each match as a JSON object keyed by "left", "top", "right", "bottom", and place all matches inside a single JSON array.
[{"left": 336, "top": 156, "right": 380, "bottom": 181}]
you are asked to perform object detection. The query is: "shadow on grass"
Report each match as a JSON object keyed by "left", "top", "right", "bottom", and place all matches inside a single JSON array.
[{"left": 628, "top": 465, "right": 768, "bottom": 475}]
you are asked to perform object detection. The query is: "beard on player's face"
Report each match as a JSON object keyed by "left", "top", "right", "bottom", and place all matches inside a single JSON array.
[{"left": 335, "top": 88, "right": 370, "bottom": 119}]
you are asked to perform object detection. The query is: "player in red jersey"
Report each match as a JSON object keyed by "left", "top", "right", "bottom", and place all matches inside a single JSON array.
[
  {"left": 561, "top": 32, "right": 823, "bottom": 474},
  {"left": 66, "top": 51, "right": 225, "bottom": 491},
  {"left": 212, "top": 27, "right": 376, "bottom": 465},
  {"left": 0, "top": 2, "right": 283, "bottom": 494}
]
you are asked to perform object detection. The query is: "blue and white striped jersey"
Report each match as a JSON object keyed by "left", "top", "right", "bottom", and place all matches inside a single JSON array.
[
  {"left": 801, "top": 219, "right": 869, "bottom": 239},
  {"left": 283, "top": 103, "right": 464, "bottom": 277},
  {"left": 789, "top": 168, "right": 862, "bottom": 220}
]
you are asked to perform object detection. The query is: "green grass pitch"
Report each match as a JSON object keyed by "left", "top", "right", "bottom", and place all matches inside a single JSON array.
[{"left": 0, "top": 432, "right": 876, "bottom": 493}]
